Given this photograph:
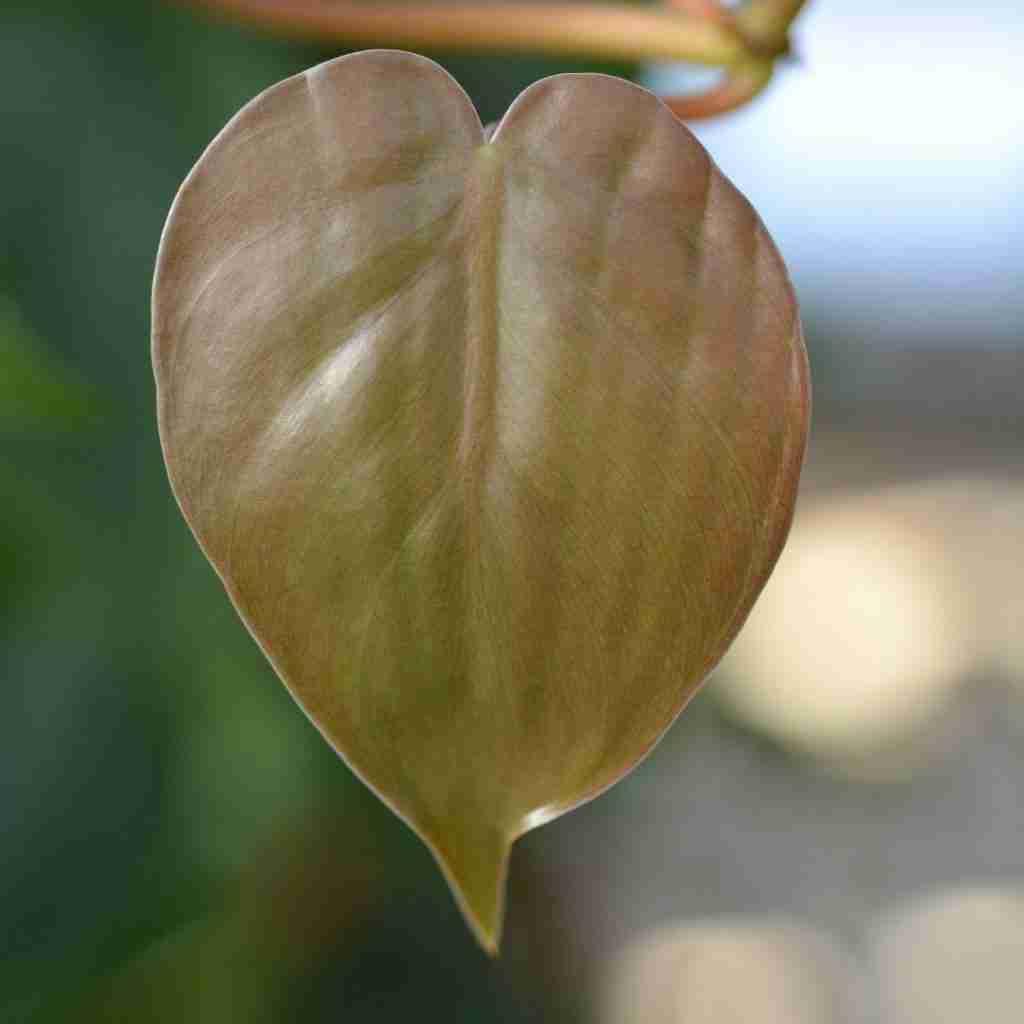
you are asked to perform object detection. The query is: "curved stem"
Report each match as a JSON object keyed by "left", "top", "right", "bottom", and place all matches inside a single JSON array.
[
  {"left": 662, "top": 59, "right": 773, "bottom": 120},
  {"left": 177, "top": 0, "right": 750, "bottom": 65},
  {"left": 735, "top": 0, "right": 809, "bottom": 53}
]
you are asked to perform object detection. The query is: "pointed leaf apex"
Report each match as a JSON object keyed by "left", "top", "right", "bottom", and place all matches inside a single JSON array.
[{"left": 427, "top": 822, "right": 512, "bottom": 956}]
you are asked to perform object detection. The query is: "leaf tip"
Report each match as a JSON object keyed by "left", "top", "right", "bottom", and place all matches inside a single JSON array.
[{"left": 426, "top": 821, "right": 512, "bottom": 956}]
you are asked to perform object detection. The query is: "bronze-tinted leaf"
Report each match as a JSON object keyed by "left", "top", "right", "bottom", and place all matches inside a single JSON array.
[{"left": 152, "top": 50, "right": 809, "bottom": 953}]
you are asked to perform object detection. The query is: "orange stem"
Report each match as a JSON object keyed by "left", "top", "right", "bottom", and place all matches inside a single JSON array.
[
  {"left": 173, "top": 0, "right": 810, "bottom": 120},
  {"left": 667, "top": 0, "right": 733, "bottom": 24},
  {"left": 662, "top": 59, "right": 773, "bottom": 120},
  {"left": 176, "top": 0, "right": 750, "bottom": 65}
]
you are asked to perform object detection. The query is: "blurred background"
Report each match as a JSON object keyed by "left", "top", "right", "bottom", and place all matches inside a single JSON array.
[{"left": 2, "top": 0, "right": 1022, "bottom": 1020}]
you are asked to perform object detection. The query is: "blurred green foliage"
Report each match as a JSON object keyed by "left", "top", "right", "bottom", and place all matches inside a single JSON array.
[
  {"left": 0, "top": 1, "right": 635, "bottom": 1018},
  {"left": 0, "top": 298, "right": 99, "bottom": 433}
]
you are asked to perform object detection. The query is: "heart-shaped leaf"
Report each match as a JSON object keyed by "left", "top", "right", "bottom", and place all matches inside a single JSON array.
[{"left": 153, "top": 50, "right": 809, "bottom": 953}]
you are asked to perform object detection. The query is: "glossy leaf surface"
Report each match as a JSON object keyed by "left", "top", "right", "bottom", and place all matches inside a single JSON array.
[{"left": 153, "top": 51, "right": 809, "bottom": 953}]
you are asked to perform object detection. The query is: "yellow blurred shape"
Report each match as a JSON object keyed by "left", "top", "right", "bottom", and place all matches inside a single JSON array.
[
  {"left": 871, "top": 882, "right": 1024, "bottom": 1024},
  {"left": 602, "top": 918, "right": 862, "bottom": 1024},
  {"left": 960, "top": 482, "right": 1024, "bottom": 692},
  {"left": 714, "top": 488, "right": 976, "bottom": 767}
]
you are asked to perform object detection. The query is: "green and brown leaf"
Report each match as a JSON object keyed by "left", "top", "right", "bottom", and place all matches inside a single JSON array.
[{"left": 152, "top": 50, "right": 809, "bottom": 953}]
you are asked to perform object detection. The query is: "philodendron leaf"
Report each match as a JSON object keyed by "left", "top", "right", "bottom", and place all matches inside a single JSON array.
[{"left": 153, "top": 50, "right": 809, "bottom": 954}]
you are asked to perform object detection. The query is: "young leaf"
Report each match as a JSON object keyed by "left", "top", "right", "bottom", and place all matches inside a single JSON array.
[{"left": 152, "top": 50, "right": 809, "bottom": 954}]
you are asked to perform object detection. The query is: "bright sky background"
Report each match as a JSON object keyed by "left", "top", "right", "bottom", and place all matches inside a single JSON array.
[{"left": 644, "top": 0, "right": 1024, "bottom": 346}]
